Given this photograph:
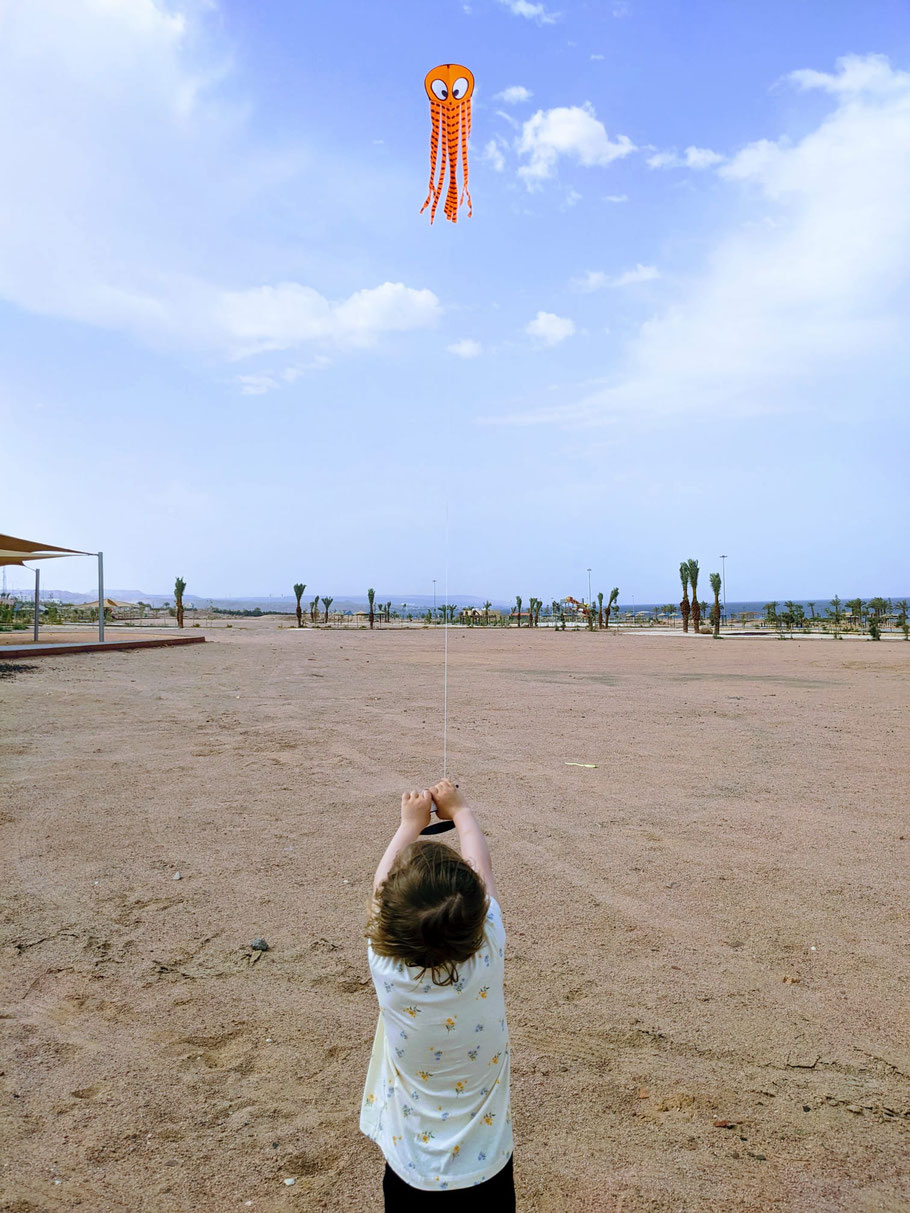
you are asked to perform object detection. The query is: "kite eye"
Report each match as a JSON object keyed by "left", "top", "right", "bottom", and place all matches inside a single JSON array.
[
  {"left": 452, "top": 77, "right": 469, "bottom": 100},
  {"left": 431, "top": 79, "right": 448, "bottom": 101}
]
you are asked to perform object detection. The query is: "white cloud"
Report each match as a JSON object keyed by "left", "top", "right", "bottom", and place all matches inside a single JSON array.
[
  {"left": 497, "top": 55, "right": 910, "bottom": 425},
  {"left": 494, "top": 85, "right": 533, "bottom": 104},
  {"left": 574, "top": 271, "right": 607, "bottom": 291},
  {"left": 526, "top": 311, "right": 575, "bottom": 345},
  {"left": 219, "top": 282, "right": 439, "bottom": 357},
  {"left": 517, "top": 103, "right": 635, "bottom": 185},
  {"left": 496, "top": 0, "right": 559, "bottom": 23},
  {"left": 610, "top": 263, "right": 660, "bottom": 287},
  {"left": 237, "top": 373, "right": 281, "bottom": 396},
  {"left": 604, "top": 193, "right": 628, "bottom": 202},
  {"left": 788, "top": 52, "right": 910, "bottom": 97},
  {"left": 573, "top": 264, "right": 659, "bottom": 291},
  {"left": 0, "top": 1, "right": 438, "bottom": 361},
  {"left": 448, "top": 339, "right": 483, "bottom": 359},
  {"left": 647, "top": 145, "right": 724, "bottom": 169},
  {"left": 590, "top": 53, "right": 605, "bottom": 61},
  {"left": 484, "top": 138, "right": 507, "bottom": 172}
]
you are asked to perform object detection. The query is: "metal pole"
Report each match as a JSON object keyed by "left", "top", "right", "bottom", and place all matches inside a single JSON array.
[
  {"left": 34, "top": 566, "right": 40, "bottom": 643},
  {"left": 587, "top": 568, "right": 592, "bottom": 609},
  {"left": 98, "top": 551, "right": 104, "bottom": 642},
  {"left": 720, "top": 555, "right": 727, "bottom": 627}
]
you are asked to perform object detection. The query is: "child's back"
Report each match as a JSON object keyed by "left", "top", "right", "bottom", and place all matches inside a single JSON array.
[
  {"left": 362, "top": 896, "right": 511, "bottom": 1189},
  {"left": 361, "top": 781, "right": 515, "bottom": 1199}
]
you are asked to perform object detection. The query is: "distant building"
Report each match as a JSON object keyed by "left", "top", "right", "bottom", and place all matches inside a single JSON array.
[{"left": 459, "top": 607, "right": 501, "bottom": 623}]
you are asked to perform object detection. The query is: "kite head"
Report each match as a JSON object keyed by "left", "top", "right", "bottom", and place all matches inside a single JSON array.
[{"left": 424, "top": 64, "right": 474, "bottom": 110}]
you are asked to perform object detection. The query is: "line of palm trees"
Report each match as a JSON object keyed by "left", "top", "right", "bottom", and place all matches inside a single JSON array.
[
  {"left": 678, "top": 559, "right": 725, "bottom": 638},
  {"left": 764, "top": 596, "right": 908, "bottom": 639}
]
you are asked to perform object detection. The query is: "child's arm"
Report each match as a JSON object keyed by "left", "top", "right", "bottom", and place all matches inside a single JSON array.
[
  {"left": 372, "top": 790, "right": 433, "bottom": 898},
  {"left": 430, "top": 780, "right": 499, "bottom": 902}
]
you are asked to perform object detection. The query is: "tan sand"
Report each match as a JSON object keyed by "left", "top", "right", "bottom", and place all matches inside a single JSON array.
[{"left": 1, "top": 622, "right": 908, "bottom": 1211}]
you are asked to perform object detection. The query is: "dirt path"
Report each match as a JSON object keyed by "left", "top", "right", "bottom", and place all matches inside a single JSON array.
[{"left": 2, "top": 623, "right": 908, "bottom": 1211}]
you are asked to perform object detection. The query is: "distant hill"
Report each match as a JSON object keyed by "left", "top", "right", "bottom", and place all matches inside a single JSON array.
[{"left": 24, "top": 590, "right": 506, "bottom": 613}]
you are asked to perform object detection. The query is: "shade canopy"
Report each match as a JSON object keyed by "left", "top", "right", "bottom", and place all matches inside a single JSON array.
[{"left": 0, "top": 532, "right": 89, "bottom": 567}]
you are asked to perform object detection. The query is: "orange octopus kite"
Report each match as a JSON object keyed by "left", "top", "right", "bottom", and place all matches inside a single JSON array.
[{"left": 420, "top": 64, "right": 474, "bottom": 224}]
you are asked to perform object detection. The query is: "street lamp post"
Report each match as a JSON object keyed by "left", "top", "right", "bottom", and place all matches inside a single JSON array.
[
  {"left": 720, "top": 555, "right": 727, "bottom": 627},
  {"left": 433, "top": 580, "right": 436, "bottom": 615}
]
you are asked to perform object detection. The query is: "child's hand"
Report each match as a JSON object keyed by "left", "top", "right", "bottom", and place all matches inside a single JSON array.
[
  {"left": 401, "top": 789, "right": 433, "bottom": 832},
  {"left": 429, "top": 779, "right": 468, "bottom": 821}
]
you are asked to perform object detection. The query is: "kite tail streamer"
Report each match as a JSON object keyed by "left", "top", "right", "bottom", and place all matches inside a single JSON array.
[
  {"left": 459, "top": 100, "right": 472, "bottom": 218},
  {"left": 444, "top": 108, "right": 460, "bottom": 223},
  {"left": 420, "top": 102, "right": 442, "bottom": 217},
  {"left": 429, "top": 129, "right": 447, "bottom": 224}
]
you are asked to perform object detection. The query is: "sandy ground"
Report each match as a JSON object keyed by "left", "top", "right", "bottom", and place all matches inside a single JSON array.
[{"left": 1, "top": 621, "right": 908, "bottom": 1213}]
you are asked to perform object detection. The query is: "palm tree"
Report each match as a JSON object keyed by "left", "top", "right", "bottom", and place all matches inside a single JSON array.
[
  {"left": 174, "top": 576, "right": 186, "bottom": 628},
  {"left": 845, "top": 598, "right": 864, "bottom": 629},
  {"left": 679, "top": 563, "right": 691, "bottom": 633},
  {"left": 687, "top": 559, "right": 700, "bottom": 633},
  {"left": 367, "top": 587, "right": 375, "bottom": 630},
  {"left": 310, "top": 597, "right": 319, "bottom": 624},
  {"left": 894, "top": 599, "right": 909, "bottom": 639},
  {"left": 825, "top": 595, "right": 844, "bottom": 637},
  {"left": 293, "top": 582, "right": 306, "bottom": 628},
  {"left": 604, "top": 587, "right": 619, "bottom": 629},
  {"left": 515, "top": 595, "right": 522, "bottom": 628},
  {"left": 783, "top": 600, "right": 797, "bottom": 631},
  {"left": 483, "top": 600, "right": 491, "bottom": 626},
  {"left": 597, "top": 591, "right": 604, "bottom": 629},
  {"left": 385, "top": 601, "right": 392, "bottom": 624},
  {"left": 709, "top": 572, "right": 722, "bottom": 638},
  {"left": 807, "top": 602, "right": 816, "bottom": 621},
  {"left": 322, "top": 595, "right": 334, "bottom": 624}
]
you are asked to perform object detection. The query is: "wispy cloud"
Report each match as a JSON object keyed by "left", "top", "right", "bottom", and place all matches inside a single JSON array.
[
  {"left": 496, "top": 55, "right": 910, "bottom": 425},
  {"left": 0, "top": 0, "right": 439, "bottom": 361},
  {"left": 496, "top": 0, "right": 560, "bottom": 24},
  {"left": 448, "top": 339, "right": 483, "bottom": 359},
  {"left": 604, "top": 193, "right": 628, "bottom": 203},
  {"left": 573, "top": 264, "right": 659, "bottom": 291},
  {"left": 517, "top": 103, "right": 635, "bottom": 186},
  {"left": 647, "top": 145, "right": 724, "bottom": 169},
  {"left": 526, "top": 311, "right": 575, "bottom": 345},
  {"left": 484, "top": 138, "right": 507, "bottom": 172},
  {"left": 494, "top": 85, "right": 533, "bottom": 104}
]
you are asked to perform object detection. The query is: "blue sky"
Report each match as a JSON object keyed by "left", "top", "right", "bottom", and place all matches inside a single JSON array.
[{"left": 2, "top": 0, "right": 908, "bottom": 603}]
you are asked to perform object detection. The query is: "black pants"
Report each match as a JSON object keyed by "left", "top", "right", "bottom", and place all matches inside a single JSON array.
[{"left": 383, "top": 1154, "right": 515, "bottom": 1210}]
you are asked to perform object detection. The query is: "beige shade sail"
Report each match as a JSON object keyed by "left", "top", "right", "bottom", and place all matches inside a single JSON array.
[
  {"left": 77, "top": 599, "right": 137, "bottom": 610},
  {"left": 0, "top": 532, "right": 89, "bottom": 567}
]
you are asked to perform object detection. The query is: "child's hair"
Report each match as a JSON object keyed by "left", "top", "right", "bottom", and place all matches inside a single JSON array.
[{"left": 366, "top": 840, "right": 489, "bottom": 986}]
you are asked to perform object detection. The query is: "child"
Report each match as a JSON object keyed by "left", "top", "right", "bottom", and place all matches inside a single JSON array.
[{"left": 361, "top": 779, "right": 515, "bottom": 1208}]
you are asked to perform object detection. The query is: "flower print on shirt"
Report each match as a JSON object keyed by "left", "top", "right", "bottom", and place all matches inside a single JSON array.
[
  {"left": 454, "top": 1080, "right": 465, "bottom": 1095},
  {"left": 362, "top": 895, "right": 512, "bottom": 1190}
]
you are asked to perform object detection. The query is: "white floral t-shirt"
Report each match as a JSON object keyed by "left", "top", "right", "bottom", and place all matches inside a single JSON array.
[{"left": 360, "top": 897, "right": 512, "bottom": 1191}]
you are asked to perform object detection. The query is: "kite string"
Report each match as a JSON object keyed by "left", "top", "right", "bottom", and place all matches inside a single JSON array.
[{"left": 443, "top": 497, "right": 449, "bottom": 779}]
